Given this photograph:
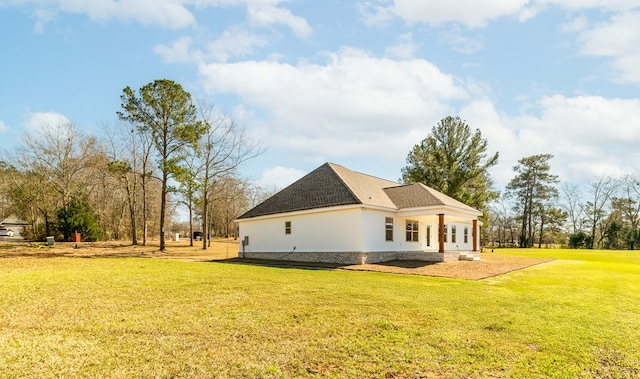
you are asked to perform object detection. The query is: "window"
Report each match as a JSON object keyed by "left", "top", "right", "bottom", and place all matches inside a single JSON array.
[
  {"left": 426, "top": 225, "right": 431, "bottom": 246},
  {"left": 464, "top": 227, "right": 469, "bottom": 243},
  {"left": 406, "top": 220, "right": 419, "bottom": 242},
  {"left": 285, "top": 221, "right": 291, "bottom": 235},
  {"left": 452, "top": 225, "right": 457, "bottom": 243},
  {"left": 385, "top": 217, "right": 394, "bottom": 241},
  {"left": 443, "top": 224, "right": 448, "bottom": 243}
]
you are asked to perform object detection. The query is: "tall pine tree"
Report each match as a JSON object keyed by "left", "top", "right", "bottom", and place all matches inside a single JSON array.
[{"left": 401, "top": 116, "right": 499, "bottom": 221}]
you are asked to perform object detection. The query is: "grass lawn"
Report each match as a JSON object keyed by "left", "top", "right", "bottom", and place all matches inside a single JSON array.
[{"left": 0, "top": 247, "right": 639, "bottom": 378}]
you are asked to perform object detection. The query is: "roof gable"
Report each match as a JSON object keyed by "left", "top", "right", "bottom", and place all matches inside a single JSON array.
[
  {"left": 237, "top": 163, "right": 361, "bottom": 219},
  {"left": 384, "top": 183, "right": 480, "bottom": 214},
  {"left": 0, "top": 215, "right": 28, "bottom": 226}
]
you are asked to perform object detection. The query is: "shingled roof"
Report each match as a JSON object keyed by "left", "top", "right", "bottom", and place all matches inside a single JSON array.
[
  {"left": 384, "top": 183, "right": 478, "bottom": 212},
  {"left": 237, "top": 162, "right": 479, "bottom": 219}
]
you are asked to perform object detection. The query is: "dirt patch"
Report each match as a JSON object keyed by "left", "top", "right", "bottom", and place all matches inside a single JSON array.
[
  {"left": 220, "top": 254, "right": 553, "bottom": 280},
  {"left": 0, "top": 241, "right": 552, "bottom": 280},
  {"left": 340, "top": 254, "right": 554, "bottom": 280},
  {"left": 0, "top": 239, "right": 240, "bottom": 261}
]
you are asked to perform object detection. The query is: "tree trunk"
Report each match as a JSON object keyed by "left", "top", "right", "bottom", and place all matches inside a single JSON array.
[
  {"left": 126, "top": 184, "right": 137, "bottom": 245},
  {"left": 202, "top": 193, "right": 208, "bottom": 250},
  {"left": 520, "top": 200, "right": 528, "bottom": 248},
  {"left": 538, "top": 215, "right": 545, "bottom": 248},
  {"left": 141, "top": 173, "right": 148, "bottom": 246},
  {"left": 159, "top": 171, "right": 168, "bottom": 251},
  {"left": 189, "top": 199, "right": 194, "bottom": 247}
]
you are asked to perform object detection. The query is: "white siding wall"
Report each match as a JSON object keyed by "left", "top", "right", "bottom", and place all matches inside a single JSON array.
[
  {"left": 442, "top": 221, "right": 475, "bottom": 251},
  {"left": 396, "top": 215, "right": 440, "bottom": 252},
  {"left": 363, "top": 213, "right": 476, "bottom": 253},
  {"left": 238, "top": 207, "right": 478, "bottom": 256},
  {"left": 360, "top": 209, "right": 388, "bottom": 252},
  {"left": 361, "top": 212, "right": 444, "bottom": 252},
  {"left": 238, "top": 207, "right": 364, "bottom": 253}
]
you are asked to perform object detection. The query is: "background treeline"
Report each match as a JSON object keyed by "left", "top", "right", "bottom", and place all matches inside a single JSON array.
[
  {"left": 0, "top": 80, "right": 265, "bottom": 249},
  {"left": 401, "top": 117, "right": 640, "bottom": 250},
  {"left": 0, "top": 120, "right": 269, "bottom": 245},
  {"left": 489, "top": 174, "right": 640, "bottom": 250},
  {"left": 2, "top": 88, "right": 637, "bottom": 251}
]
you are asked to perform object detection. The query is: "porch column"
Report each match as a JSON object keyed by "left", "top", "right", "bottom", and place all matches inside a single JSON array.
[
  {"left": 472, "top": 219, "right": 478, "bottom": 252},
  {"left": 438, "top": 213, "right": 445, "bottom": 253}
]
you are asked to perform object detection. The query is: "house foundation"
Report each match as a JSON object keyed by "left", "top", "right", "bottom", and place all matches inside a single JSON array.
[{"left": 241, "top": 250, "right": 479, "bottom": 265}]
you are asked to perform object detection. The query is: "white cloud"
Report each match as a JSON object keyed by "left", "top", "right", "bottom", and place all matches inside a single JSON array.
[
  {"left": 462, "top": 95, "right": 640, "bottom": 186},
  {"left": 380, "top": 0, "right": 531, "bottom": 28},
  {"left": 357, "top": 1, "right": 396, "bottom": 27},
  {"left": 154, "top": 36, "right": 201, "bottom": 64},
  {"left": 156, "top": 27, "right": 271, "bottom": 64},
  {"left": 560, "top": 15, "right": 588, "bottom": 33},
  {"left": 38, "top": 0, "right": 197, "bottom": 29},
  {"left": 437, "top": 26, "right": 484, "bottom": 54},
  {"left": 32, "top": 8, "right": 56, "bottom": 33},
  {"left": 385, "top": 33, "right": 419, "bottom": 59},
  {"left": 360, "top": 0, "right": 640, "bottom": 28},
  {"left": 575, "top": 11, "right": 640, "bottom": 83},
  {"left": 23, "top": 112, "right": 71, "bottom": 134},
  {"left": 198, "top": 47, "right": 468, "bottom": 164},
  {"left": 205, "top": 26, "right": 270, "bottom": 62},
  {"left": 0, "top": 120, "right": 8, "bottom": 133},
  {"left": 535, "top": 0, "right": 640, "bottom": 12},
  {"left": 9, "top": 0, "right": 312, "bottom": 34},
  {"left": 0, "top": 0, "right": 196, "bottom": 29},
  {"left": 247, "top": 3, "right": 312, "bottom": 39},
  {"left": 459, "top": 100, "right": 517, "bottom": 185},
  {"left": 257, "top": 166, "right": 306, "bottom": 188}
]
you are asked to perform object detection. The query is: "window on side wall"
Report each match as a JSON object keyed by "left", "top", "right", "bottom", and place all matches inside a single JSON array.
[
  {"left": 406, "top": 220, "right": 419, "bottom": 242},
  {"left": 426, "top": 225, "right": 431, "bottom": 246},
  {"left": 444, "top": 224, "right": 448, "bottom": 243},
  {"left": 285, "top": 221, "right": 291, "bottom": 235},
  {"left": 452, "top": 225, "right": 457, "bottom": 243},
  {"left": 464, "top": 227, "right": 469, "bottom": 243},
  {"left": 385, "top": 217, "right": 393, "bottom": 241}
]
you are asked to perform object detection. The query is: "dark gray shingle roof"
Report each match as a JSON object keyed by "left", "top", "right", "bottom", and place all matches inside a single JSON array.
[
  {"left": 384, "top": 183, "right": 479, "bottom": 212},
  {"left": 238, "top": 163, "right": 480, "bottom": 219},
  {"left": 237, "top": 163, "right": 360, "bottom": 219}
]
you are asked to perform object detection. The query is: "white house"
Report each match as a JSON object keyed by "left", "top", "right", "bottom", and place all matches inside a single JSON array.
[
  {"left": 0, "top": 215, "right": 29, "bottom": 237},
  {"left": 236, "top": 163, "right": 482, "bottom": 265}
]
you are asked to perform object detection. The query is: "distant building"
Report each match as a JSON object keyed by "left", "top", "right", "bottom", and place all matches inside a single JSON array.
[
  {"left": 236, "top": 163, "right": 481, "bottom": 265},
  {"left": 0, "top": 215, "right": 29, "bottom": 237}
]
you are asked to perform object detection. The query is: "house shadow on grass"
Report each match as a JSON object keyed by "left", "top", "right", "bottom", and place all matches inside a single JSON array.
[
  {"left": 217, "top": 255, "right": 555, "bottom": 281},
  {"left": 371, "top": 260, "right": 439, "bottom": 269},
  {"left": 217, "top": 257, "right": 344, "bottom": 271},
  {"left": 216, "top": 258, "right": 437, "bottom": 271}
]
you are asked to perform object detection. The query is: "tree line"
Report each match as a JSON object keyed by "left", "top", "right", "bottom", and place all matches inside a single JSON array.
[
  {"left": 1, "top": 83, "right": 635, "bottom": 250},
  {"left": 0, "top": 79, "right": 262, "bottom": 250},
  {"left": 401, "top": 116, "right": 640, "bottom": 250}
]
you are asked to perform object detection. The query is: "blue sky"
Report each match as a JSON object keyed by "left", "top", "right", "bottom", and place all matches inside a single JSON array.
[{"left": 1, "top": 0, "right": 640, "bottom": 191}]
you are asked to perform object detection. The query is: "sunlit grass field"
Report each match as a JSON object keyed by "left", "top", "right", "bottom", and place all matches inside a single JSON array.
[{"left": 0, "top": 248, "right": 639, "bottom": 378}]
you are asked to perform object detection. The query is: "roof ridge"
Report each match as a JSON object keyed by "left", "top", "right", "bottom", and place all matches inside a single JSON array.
[
  {"left": 328, "top": 162, "right": 399, "bottom": 187},
  {"left": 327, "top": 162, "right": 400, "bottom": 208},
  {"left": 325, "top": 163, "right": 363, "bottom": 204}
]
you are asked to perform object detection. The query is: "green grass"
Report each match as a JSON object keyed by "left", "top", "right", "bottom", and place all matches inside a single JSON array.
[{"left": 0, "top": 250, "right": 639, "bottom": 378}]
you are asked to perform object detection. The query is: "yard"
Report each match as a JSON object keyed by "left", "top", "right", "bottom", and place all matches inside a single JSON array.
[{"left": 0, "top": 242, "right": 638, "bottom": 378}]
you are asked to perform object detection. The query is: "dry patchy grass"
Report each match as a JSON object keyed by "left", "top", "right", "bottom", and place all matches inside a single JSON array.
[{"left": 0, "top": 238, "right": 239, "bottom": 261}]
